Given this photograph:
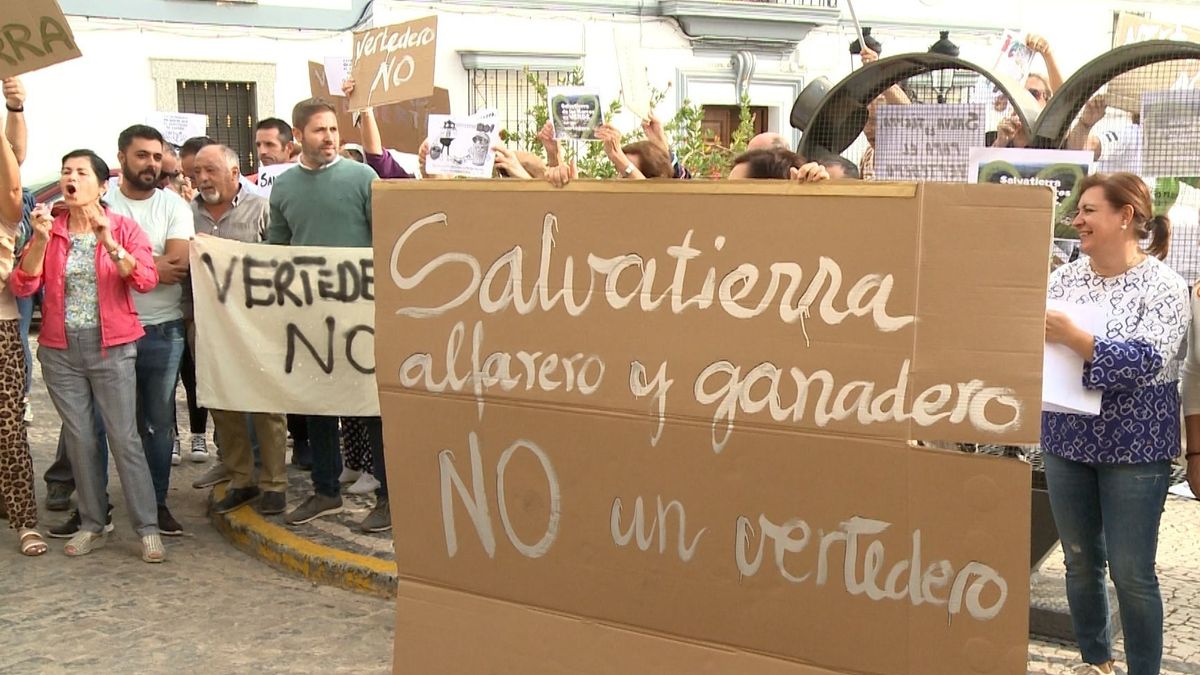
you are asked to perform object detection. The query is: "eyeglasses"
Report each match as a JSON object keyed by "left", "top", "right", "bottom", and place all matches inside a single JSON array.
[{"left": 1027, "top": 88, "right": 1047, "bottom": 101}]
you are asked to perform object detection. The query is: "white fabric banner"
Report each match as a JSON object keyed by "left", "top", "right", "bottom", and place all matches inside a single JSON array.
[{"left": 190, "top": 236, "right": 379, "bottom": 416}]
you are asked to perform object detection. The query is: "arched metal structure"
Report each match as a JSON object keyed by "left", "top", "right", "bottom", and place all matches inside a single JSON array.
[
  {"left": 793, "top": 52, "right": 1040, "bottom": 160},
  {"left": 1030, "top": 39, "right": 1200, "bottom": 148}
]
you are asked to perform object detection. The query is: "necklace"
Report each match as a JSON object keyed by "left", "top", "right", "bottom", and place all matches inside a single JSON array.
[{"left": 1090, "top": 251, "right": 1146, "bottom": 278}]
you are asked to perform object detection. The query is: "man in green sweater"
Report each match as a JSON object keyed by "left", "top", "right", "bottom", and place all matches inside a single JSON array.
[{"left": 268, "top": 98, "right": 391, "bottom": 533}]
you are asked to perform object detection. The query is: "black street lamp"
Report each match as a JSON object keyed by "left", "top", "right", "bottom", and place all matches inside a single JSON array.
[{"left": 927, "top": 30, "right": 960, "bottom": 103}]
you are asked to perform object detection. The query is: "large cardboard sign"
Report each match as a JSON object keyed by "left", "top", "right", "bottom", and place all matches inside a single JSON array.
[
  {"left": 307, "top": 61, "right": 449, "bottom": 154},
  {"left": 874, "top": 103, "right": 986, "bottom": 182},
  {"left": 348, "top": 16, "right": 437, "bottom": 111},
  {"left": 190, "top": 236, "right": 379, "bottom": 416},
  {"left": 373, "top": 181, "right": 1051, "bottom": 674},
  {"left": 0, "top": 0, "right": 81, "bottom": 79}
]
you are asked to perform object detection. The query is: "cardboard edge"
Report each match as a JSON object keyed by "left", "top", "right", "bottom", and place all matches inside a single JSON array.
[{"left": 371, "top": 179, "right": 920, "bottom": 198}]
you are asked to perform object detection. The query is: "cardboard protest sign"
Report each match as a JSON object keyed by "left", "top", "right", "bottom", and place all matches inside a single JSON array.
[
  {"left": 145, "top": 111, "right": 208, "bottom": 148},
  {"left": 874, "top": 103, "right": 986, "bottom": 182},
  {"left": 348, "top": 16, "right": 437, "bottom": 111},
  {"left": 1141, "top": 89, "right": 1200, "bottom": 177},
  {"left": 424, "top": 110, "right": 499, "bottom": 178},
  {"left": 308, "top": 61, "right": 450, "bottom": 154},
  {"left": 549, "top": 86, "right": 603, "bottom": 140},
  {"left": 1108, "top": 13, "right": 1200, "bottom": 113},
  {"left": 969, "top": 147, "right": 1093, "bottom": 237},
  {"left": 190, "top": 236, "right": 378, "bottom": 417},
  {"left": 373, "top": 180, "right": 1052, "bottom": 674},
  {"left": 0, "top": 0, "right": 81, "bottom": 79}
]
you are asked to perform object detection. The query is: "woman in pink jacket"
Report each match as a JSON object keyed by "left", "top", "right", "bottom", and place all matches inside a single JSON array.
[{"left": 11, "top": 149, "right": 165, "bottom": 562}]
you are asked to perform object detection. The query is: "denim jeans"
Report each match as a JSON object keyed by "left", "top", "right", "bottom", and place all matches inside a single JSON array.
[
  {"left": 16, "top": 293, "right": 34, "bottom": 396},
  {"left": 1044, "top": 453, "right": 1171, "bottom": 675},
  {"left": 306, "top": 416, "right": 343, "bottom": 498},
  {"left": 135, "top": 319, "right": 185, "bottom": 506}
]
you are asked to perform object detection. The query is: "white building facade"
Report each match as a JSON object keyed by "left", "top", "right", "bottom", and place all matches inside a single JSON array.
[{"left": 18, "top": 0, "right": 1200, "bottom": 182}]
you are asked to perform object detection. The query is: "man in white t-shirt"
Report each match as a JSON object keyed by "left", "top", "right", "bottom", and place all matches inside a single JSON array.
[{"left": 105, "top": 124, "right": 195, "bottom": 536}]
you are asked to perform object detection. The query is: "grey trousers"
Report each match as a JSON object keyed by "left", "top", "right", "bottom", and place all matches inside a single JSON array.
[{"left": 38, "top": 328, "right": 158, "bottom": 536}]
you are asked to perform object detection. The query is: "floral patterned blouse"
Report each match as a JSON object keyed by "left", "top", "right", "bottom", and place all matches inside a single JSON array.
[
  {"left": 64, "top": 232, "right": 100, "bottom": 330},
  {"left": 1042, "top": 255, "right": 1191, "bottom": 464}
]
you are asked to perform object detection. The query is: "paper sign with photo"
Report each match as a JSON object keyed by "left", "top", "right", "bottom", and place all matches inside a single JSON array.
[
  {"left": 972, "top": 31, "right": 1034, "bottom": 114},
  {"left": 323, "top": 57, "right": 353, "bottom": 97},
  {"left": 424, "top": 110, "right": 500, "bottom": 178},
  {"left": 146, "top": 111, "right": 208, "bottom": 148},
  {"left": 549, "top": 86, "right": 603, "bottom": 141},
  {"left": 1043, "top": 299, "right": 1105, "bottom": 415},
  {"left": 968, "top": 147, "right": 1094, "bottom": 237}
]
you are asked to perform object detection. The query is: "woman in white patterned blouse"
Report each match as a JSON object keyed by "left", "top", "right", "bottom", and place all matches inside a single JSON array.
[{"left": 1042, "top": 172, "right": 1187, "bottom": 675}]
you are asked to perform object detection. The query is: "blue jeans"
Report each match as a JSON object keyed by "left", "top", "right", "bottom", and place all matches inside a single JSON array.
[
  {"left": 135, "top": 319, "right": 185, "bottom": 506},
  {"left": 307, "top": 416, "right": 343, "bottom": 498},
  {"left": 16, "top": 293, "right": 34, "bottom": 396},
  {"left": 1044, "top": 453, "right": 1171, "bottom": 675}
]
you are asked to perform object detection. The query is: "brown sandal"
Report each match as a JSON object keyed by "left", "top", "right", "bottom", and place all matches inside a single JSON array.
[{"left": 19, "top": 528, "right": 47, "bottom": 557}]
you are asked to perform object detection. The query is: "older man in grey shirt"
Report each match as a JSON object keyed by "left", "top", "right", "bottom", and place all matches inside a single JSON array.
[{"left": 188, "top": 144, "right": 289, "bottom": 516}]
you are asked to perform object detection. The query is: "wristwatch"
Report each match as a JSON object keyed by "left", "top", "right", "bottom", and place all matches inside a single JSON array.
[
  {"left": 109, "top": 247, "right": 126, "bottom": 262},
  {"left": 622, "top": 163, "right": 636, "bottom": 177}
]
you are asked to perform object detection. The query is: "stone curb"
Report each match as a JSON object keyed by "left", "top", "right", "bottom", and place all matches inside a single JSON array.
[{"left": 207, "top": 483, "right": 398, "bottom": 599}]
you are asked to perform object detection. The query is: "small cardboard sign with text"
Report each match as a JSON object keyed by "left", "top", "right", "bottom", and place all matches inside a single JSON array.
[
  {"left": 190, "top": 236, "right": 379, "bottom": 417},
  {"left": 348, "top": 16, "right": 437, "bottom": 111},
  {"left": 0, "top": 0, "right": 81, "bottom": 79},
  {"left": 373, "top": 181, "right": 1052, "bottom": 674},
  {"left": 307, "top": 61, "right": 449, "bottom": 154}
]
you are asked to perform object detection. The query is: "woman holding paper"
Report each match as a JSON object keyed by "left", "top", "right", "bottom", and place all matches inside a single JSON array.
[{"left": 1042, "top": 173, "right": 1186, "bottom": 675}]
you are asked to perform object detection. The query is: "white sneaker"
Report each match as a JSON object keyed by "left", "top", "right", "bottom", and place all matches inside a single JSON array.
[
  {"left": 346, "top": 472, "right": 381, "bottom": 495},
  {"left": 22, "top": 397, "right": 32, "bottom": 423},
  {"left": 171, "top": 437, "right": 181, "bottom": 466},
  {"left": 190, "top": 434, "right": 210, "bottom": 463},
  {"left": 339, "top": 468, "right": 362, "bottom": 484}
]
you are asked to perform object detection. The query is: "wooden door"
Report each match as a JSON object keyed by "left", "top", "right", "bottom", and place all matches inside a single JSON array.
[{"left": 701, "top": 104, "right": 770, "bottom": 146}]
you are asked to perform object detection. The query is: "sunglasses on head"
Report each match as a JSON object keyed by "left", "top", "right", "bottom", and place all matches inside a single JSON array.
[{"left": 1027, "top": 88, "right": 1047, "bottom": 101}]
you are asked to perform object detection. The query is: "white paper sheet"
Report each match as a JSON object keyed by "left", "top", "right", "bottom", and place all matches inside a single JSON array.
[
  {"left": 1168, "top": 481, "right": 1197, "bottom": 500},
  {"left": 145, "top": 111, "right": 208, "bottom": 147},
  {"left": 324, "top": 57, "right": 353, "bottom": 97},
  {"left": 1043, "top": 299, "right": 1106, "bottom": 415}
]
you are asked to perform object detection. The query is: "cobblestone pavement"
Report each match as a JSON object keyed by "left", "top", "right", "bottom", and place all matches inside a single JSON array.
[
  {"left": 0, "top": 360, "right": 394, "bottom": 675},
  {"left": 4, "top": 355, "right": 1199, "bottom": 673}
]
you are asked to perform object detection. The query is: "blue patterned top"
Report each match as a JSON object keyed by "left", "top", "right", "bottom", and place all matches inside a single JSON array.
[{"left": 1042, "top": 256, "right": 1190, "bottom": 464}]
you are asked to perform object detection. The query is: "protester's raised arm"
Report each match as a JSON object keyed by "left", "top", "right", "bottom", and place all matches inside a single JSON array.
[
  {"left": 4, "top": 77, "right": 26, "bottom": 167},
  {"left": 0, "top": 109, "right": 22, "bottom": 230}
]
